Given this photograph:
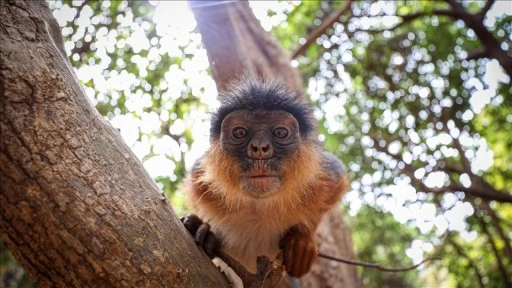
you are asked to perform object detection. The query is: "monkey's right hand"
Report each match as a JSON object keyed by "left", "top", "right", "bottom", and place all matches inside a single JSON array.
[{"left": 181, "top": 214, "right": 219, "bottom": 258}]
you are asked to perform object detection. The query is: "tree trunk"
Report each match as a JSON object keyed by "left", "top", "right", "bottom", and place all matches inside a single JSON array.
[
  {"left": 190, "top": 1, "right": 302, "bottom": 94},
  {"left": 0, "top": 0, "right": 229, "bottom": 287},
  {"left": 190, "top": 1, "right": 361, "bottom": 287}
]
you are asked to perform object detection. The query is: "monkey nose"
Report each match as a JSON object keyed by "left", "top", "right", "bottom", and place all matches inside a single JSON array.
[{"left": 248, "top": 140, "right": 273, "bottom": 159}]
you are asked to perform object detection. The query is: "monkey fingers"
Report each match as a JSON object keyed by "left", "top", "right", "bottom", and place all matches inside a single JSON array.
[
  {"left": 194, "top": 222, "right": 210, "bottom": 245},
  {"left": 180, "top": 214, "right": 219, "bottom": 258},
  {"left": 195, "top": 223, "right": 219, "bottom": 257},
  {"left": 181, "top": 213, "right": 203, "bottom": 235},
  {"left": 202, "top": 232, "right": 219, "bottom": 258},
  {"left": 279, "top": 234, "right": 318, "bottom": 278}
]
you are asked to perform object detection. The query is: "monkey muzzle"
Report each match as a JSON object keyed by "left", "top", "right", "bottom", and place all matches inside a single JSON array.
[{"left": 241, "top": 159, "right": 281, "bottom": 198}]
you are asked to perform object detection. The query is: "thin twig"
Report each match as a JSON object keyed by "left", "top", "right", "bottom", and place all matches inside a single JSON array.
[
  {"left": 318, "top": 253, "right": 438, "bottom": 272},
  {"left": 365, "top": 9, "right": 456, "bottom": 33},
  {"left": 319, "top": 233, "right": 448, "bottom": 272}
]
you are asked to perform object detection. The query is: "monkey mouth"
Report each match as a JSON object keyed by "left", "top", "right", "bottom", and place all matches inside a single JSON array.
[
  {"left": 245, "top": 172, "right": 278, "bottom": 185},
  {"left": 245, "top": 170, "right": 278, "bottom": 178},
  {"left": 242, "top": 169, "right": 280, "bottom": 198},
  {"left": 246, "top": 175, "right": 277, "bottom": 186},
  {"left": 240, "top": 159, "right": 281, "bottom": 197}
]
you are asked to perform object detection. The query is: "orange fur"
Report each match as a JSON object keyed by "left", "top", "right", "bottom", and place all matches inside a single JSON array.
[{"left": 185, "top": 138, "right": 347, "bottom": 273}]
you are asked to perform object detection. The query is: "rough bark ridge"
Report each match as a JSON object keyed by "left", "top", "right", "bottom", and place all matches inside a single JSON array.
[
  {"left": 0, "top": 1, "right": 228, "bottom": 287},
  {"left": 190, "top": 1, "right": 361, "bottom": 287},
  {"left": 190, "top": 1, "right": 302, "bottom": 95}
]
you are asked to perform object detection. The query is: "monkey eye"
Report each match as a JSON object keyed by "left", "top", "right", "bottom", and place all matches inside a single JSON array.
[
  {"left": 273, "top": 127, "right": 289, "bottom": 139},
  {"left": 232, "top": 127, "right": 248, "bottom": 139}
]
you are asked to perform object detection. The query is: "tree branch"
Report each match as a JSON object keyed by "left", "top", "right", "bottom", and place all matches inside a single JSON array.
[
  {"left": 479, "top": 0, "right": 496, "bottom": 19},
  {"left": 444, "top": 0, "right": 512, "bottom": 77},
  {"left": 319, "top": 232, "right": 447, "bottom": 272},
  {"left": 447, "top": 236, "right": 486, "bottom": 288},
  {"left": 318, "top": 252, "right": 437, "bottom": 272},
  {"left": 463, "top": 186, "right": 512, "bottom": 203},
  {"left": 474, "top": 212, "right": 512, "bottom": 286},
  {"left": 404, "top": 9, "right": 460, "bottom": 20},
  {"left": 451, "top": 135, "right": 473, "bottom": 176},
  {"left": 291, "top": 0, "right": 353, "bottom": 59},
  {"left": 465, "top": 47, "right": 490, "bottom": 61},
  {"left": 366, "top": 0, "right": 512, "bottom": 77},
  {"left": 367, "top": 9, "right": 457, "bottom": 33},
  {"left": 215, "top": 250, "right": 284, "bottom": 288},
  {"left": 479, "top": 200, "right": 512, "bottom": 261},
  {"left": 372, "top": 142, "right": 512, "bottom": 203}
]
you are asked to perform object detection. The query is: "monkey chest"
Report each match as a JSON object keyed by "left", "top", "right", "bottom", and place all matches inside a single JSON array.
[
  {"left": 211, "top": 211, "right": 290, "bottom": 272},
  {"left": 213, "top": 203, "right": 305, "bottom": 247}
]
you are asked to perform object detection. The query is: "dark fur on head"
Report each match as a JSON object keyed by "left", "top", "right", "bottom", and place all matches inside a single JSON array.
[{"left": 210, "top": 78, "right": 315, "bottom": 138}]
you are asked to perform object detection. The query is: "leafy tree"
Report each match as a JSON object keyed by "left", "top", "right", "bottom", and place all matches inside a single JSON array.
[
  {"left": 276, "top": 0, "right": 511, "bottom": 287},
  {"left": 2, "top": 0, "right": 510, "bottom": 287}
]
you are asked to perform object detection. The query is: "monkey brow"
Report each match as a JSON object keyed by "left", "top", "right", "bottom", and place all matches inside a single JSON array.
[{"left": 210, "top": 79, "right": 315, "bottom": 137}]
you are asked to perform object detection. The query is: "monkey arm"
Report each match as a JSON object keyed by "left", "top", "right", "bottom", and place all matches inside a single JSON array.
[
  {"left": 184, "top": 149, "right": 348, "bottom": 279},
  {"left": 279, "top": 151, "right": 348, "bottom": 278},
  {"left": 279, "top": 225, "right": 318, "bottom": 278}
]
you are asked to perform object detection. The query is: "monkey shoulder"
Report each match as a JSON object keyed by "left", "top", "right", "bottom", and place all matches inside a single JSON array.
[
  {"left": 191, "top": 156, "right": 205, "bottom": 174},
  {"left": 313, "top": 151, "right": 348, "bottom": 209},
  {"left": 319, "top": 151, "right": 346, "bottom": 180}
]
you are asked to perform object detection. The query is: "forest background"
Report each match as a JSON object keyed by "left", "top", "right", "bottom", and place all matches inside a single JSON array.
[{"left": 1, "top": 1, "right": 511, "bottom": 287}]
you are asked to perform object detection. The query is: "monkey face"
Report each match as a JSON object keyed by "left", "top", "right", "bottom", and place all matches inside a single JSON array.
[{"left": 220, "top": 109, "right": 301, "bottom": 198}]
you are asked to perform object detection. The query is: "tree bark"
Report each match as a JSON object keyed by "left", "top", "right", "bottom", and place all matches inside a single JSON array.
[
  {"left": 0, "top": 0, "right": 229, "bottom": 287},
  {"left": 190, "top": 1, "right": 361, "bottom": 287},
  {"left": 190, "top": 1, "right": 302, "bottom": 94}
]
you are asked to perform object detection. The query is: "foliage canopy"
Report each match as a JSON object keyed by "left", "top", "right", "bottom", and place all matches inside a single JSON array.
[{"left": 1, "top": 1, "right": 510, "bottom": 287}]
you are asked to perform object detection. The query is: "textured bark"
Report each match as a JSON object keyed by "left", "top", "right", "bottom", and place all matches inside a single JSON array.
[
  {"left": 190, "top": 1, "right": 302, "bottom": 94},
  {"left": 191, "top": 1, "right": 361, "bottom": 287},
  {"left": 0, "top": 0, "right": 229, "bottom": 287},
  {"left": 302, "top": 210, "right": 360, "bottom": 288}
]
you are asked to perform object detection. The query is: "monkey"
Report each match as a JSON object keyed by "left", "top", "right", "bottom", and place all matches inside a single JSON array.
[{"left": 182, "top": 78, "right": 348, "bottom": 278}]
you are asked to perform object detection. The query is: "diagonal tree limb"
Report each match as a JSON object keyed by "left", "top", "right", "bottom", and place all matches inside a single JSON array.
[
  {"left": 474, "top": 212, "right": 512, "bottom": 286},
  {"left": 372, "top": 142, "right": 512, "bottom": 203},
  {"left": 478, "top": 200, "right": 512, "bottom": 261},
  {"left": 444, "top": 0, "right": 512, "bottom": 77},
  {"left": 479, "top": 0, "right": 496, "bottom": 20},
  {"left": 291, "top": 0, "right": 353, "bottom": 59},
  {"left": 365, "top": 9, "right": 457, "bottom": 33},
  {"left": 432, "top": 197, "right": 488, "bottom": 288},
  {"left": 466, "top": 47, "right": 490, "bottom": 61},
  {"left": 447, "top": 234, "right": 486, "bottom": 287}
]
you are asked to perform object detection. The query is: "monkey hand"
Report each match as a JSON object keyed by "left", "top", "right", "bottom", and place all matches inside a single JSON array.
[
  {"left": 279, "top": 230, "right": 318, "bottom": 278},
  {"left": 181, "top": 214, "right": 219, "bottom": 258}
]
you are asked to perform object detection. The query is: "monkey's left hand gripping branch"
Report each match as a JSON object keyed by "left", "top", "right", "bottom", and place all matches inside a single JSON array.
[{"left": 181, "top": 214, "right": 285, "bottom": 288}]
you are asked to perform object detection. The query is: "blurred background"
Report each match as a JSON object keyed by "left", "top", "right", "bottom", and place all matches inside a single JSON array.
[{"left": 1, "top": 1, "right": 511, "bottom": 287}]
